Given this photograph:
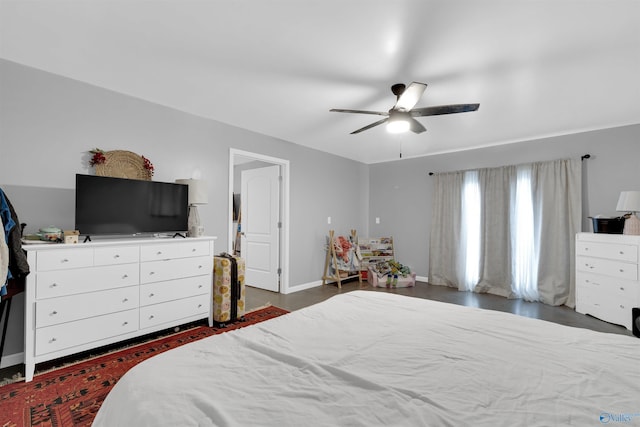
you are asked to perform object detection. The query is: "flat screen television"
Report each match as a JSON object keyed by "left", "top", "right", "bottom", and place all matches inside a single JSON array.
[{"left": 75, "top": 174, "right": 189, "bottom": 237}]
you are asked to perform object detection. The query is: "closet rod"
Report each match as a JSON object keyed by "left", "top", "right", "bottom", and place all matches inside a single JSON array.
[{"left": 428, "top": 154, "right": 592, "bottom": 176}]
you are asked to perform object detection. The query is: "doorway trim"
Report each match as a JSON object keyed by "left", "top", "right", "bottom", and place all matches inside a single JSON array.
[{"left": 228, "top": 148, "right": 290, "bottom": 294}]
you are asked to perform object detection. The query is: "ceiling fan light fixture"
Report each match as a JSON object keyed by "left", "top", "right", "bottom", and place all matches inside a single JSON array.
[
  {"left": 330, "top": 82, "right": 479, "bottom": 135},
  {"left": 387, "top": 119, "right": 410, "bottom": 133},
  {"left": 386, "top": 111, "right": 410, "bottom": 133}
]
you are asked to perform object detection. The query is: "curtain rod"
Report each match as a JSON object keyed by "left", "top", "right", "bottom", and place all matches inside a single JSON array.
[{"left": 428, "top": 154, "right": 591, "bottom": 176}]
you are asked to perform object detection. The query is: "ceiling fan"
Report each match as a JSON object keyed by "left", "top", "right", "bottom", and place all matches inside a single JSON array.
[{"left": 330, "top": 82, "right": 479, "bottom": 134}]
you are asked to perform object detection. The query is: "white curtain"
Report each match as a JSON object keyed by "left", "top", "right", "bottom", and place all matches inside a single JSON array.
[{"left": 429, "top": 158, "right": 581, "bottom": 307}]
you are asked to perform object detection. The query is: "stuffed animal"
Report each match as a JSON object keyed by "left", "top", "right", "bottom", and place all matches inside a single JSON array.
[{"left": 334, "top": 235, "right": 352, "bottom": 263}]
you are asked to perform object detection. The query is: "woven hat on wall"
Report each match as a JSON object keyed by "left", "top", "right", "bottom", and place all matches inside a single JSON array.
[{"left": 94, "top": 150, "right": 152, "bottom": 181}]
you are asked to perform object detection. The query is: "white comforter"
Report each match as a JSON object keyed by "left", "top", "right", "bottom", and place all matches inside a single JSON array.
[{"left": 93, "top": 291, "right": 640, "bottom": 427}]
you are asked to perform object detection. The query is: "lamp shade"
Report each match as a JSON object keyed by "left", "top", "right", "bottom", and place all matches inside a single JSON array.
[
  {"left": 616, "top": 191, "right": 640, "bottom": 212},
  {"left": 175, "top": 178, "right": 208, "bottom": 205}
]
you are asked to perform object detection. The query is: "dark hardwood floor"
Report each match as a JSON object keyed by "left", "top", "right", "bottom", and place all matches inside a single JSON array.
[
  {"left": 248, "top": 280, "right": 634, "bottom": 337},
  {"left": 2, "top": 280, "right": 633, "bottom": 384}
]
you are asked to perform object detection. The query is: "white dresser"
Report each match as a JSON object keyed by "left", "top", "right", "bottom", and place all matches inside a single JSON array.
[
  {"left": 23, "top": 236, "right": 216, "bottom": 382},
  {"left": 575, "top": 232, "right": 640, "bottom": 331}
]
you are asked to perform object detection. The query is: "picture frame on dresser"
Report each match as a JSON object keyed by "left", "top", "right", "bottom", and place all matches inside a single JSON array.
[
  {"left": 575, "top": 232, "right": 640, "bottom": 332},
  {"left": 22, "top": 236, "right": 216, "bottom": 382}
]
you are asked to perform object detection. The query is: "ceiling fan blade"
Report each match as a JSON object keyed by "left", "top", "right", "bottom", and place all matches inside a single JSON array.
[
  {"left": 351, "top": 118, "right": 389, "bottom": 134},
  {"left": 408, "top": 117, "right": 426, "bottom": 134},
  {"left": 330, "top": 109, "right": 388, "bottom": 116},
  {"left": 394, "top": 82, "right": 427, "bottom": 111},
  {"left": 411, "top": 103, "right": 480, "bottom": 117}
]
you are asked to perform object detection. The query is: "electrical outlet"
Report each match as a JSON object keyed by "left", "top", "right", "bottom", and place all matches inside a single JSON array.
[{"left": 327, "top": 216, "right": 331, "bottom": 224}]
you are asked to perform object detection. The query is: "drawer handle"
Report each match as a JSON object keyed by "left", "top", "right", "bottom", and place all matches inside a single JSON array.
[
  {"left": 198, "top": 304, "right": 202, "bottom": 308},
  {"left": 619, "top": 251, "right": 624, "bottom": 255},
  {"left": 51, "top": 311, "right": 58, "bottom": 316},
  {"left": 198, "top": 265, "right": 203, "bottom": 269},
  {"left": 620, "top": 287, "right": 625, "bottom": 291},
  {"left": 192, "top": 248, "right": 197, "bottom": 252},
  {"left": 620, "top": 305, "right": 625, "bottom": 309},
  {"left": 149, "top": 293, "right": 155, "bottom": 297},
  {"left": 619, "top": 269, "right": 624, "bottom": 273},
  {"left": 149, "top": 315, "right": 155, "bottom": 319},
  {"left": 149, "top": 271, "right": 155, "bottom": 275},
  {"left": 50, "top": 283, "right": 58, "bottom": 288},
  {"left": 114, "top": 254, "right": 120, "bottom": 258},
  {"left": 123, "top": 321, "right": 129, "bottom": 326},
  {"left": 122, "top": 274, "right": 128, "bottom": 279},
  {"left": 122, "top": 298, "right": 129, "bottom": 303},
  {"left": 49, "top": 337, "right": 57, "bottom": 343},
  {"left": 198, "top": 284, "right": 203, "bottom": 288},
  {"left": 156, "top": 251, "right": 162, "bottom": 255},
  {"left": 61, "top": 258, "right": 69, "bottom": 263}
]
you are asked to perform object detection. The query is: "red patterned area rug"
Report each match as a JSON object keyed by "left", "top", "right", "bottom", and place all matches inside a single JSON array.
[{"left": 0, "top": 306, "right": 289, "bottom": 427}]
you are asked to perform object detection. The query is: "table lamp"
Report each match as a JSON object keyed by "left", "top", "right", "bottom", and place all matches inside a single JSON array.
[
  {"left": 175, "top": 178, "right": 208, "bottom": 237},
  {"left": 616, "top": 191, "right": 640, "bottom": 235}
]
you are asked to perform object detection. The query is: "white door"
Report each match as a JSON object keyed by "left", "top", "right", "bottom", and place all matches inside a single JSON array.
[{"left": 240, "top": 165, "right": 280, "bottom": 292}]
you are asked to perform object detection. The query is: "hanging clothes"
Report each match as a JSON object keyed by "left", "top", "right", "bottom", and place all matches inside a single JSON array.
[
  {"left": 0, "top": 188, "right": 29, "bottom": 296},
  {"left": 0, "top": 215, "right": 8, "bottom": 294}
]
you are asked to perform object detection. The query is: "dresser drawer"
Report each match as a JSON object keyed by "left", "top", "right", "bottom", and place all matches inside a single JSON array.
[
  {"left": 140, "top": 240, "right": 211, "bottom": 262},
  {"left": 140, "top": 243, "right": 182, "bottom": 261},
  {"left": 139, "top": 294, "right": 209, "bottom": 329},
  {"left": 36, "top": 248, "right": 94, "bottom": 271},
  {"left": 140, "top": 255, "right": 212, "bottom": 284},
  {"left": 140, "top": 276, "right": 210, "bottom": 307},
  {"left": 94, "top": 245, "right": 140, "bottom": 266},
  {"left": 36, "top": 286, "right": 139, "bottom": 328},
  {"left": 35, "top": 309, "right": 139, "bottom": 356},
  {"left": 179, "top": 241, "right": 211, "bottom": 258},
  {"left": 577, "top": 295, "right": 633, "bottom": 330},
  {"left": 576, "top": 241, "right": 638, "bottom": 263},
  {"left": 576, "top": 256, "right": 638, "bottom": 281},
  {"left": 577, "top": 272, "right": 639, "bottom": 302},
  {"left": 36, "top": 263, "right": 139, "bottom": 299}
]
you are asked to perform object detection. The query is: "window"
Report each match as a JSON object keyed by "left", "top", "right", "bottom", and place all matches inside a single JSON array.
[{"left": 431, "top": 158, "right": 580, "bottom": 306}]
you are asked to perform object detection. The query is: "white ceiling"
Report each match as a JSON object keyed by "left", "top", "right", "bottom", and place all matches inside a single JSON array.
[{"left": 1, "top": 0, "right": 639, "bottom": 164}]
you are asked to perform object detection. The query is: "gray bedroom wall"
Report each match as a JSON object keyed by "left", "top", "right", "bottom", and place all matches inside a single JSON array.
[
  {"left": 0, "top": 59, "right": 368, "bottom": 360},
  {"left": 369, "top": 124, "right": 640, "bottom": 279}
]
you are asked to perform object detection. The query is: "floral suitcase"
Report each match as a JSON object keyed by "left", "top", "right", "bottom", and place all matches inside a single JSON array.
[{"left": 213, "top": 253, "right": 246, "bottom": 326}]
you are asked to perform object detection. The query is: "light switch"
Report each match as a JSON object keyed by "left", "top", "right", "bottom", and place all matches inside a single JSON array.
[
  {"left": 327, "top": 216, "right": 332, "bottom": 224},
  {"left": 375, "top": 217, "right": 380, "bottom": 224}
]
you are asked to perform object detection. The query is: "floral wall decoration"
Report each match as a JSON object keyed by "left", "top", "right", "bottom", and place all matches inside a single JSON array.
[{"left": 87, "top": 148, "right": 155, "bottom": 180}]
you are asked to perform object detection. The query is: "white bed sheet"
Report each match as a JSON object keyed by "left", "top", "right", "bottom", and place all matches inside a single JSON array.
[{"left": 93, "top": 291, "right": 640, "bottom": 427}]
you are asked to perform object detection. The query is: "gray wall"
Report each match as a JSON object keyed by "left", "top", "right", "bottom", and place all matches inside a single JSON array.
[
  {"left": 369, "top": 124, "right": 640, "bottom": 278},
  {"left": 0, "top": 59, "right": 369, "bottom": 360},
  {"left": 1, "top": 57, "right": 638, "bottom": 364}
]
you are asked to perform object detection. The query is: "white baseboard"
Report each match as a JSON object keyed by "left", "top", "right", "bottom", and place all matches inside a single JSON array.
[
  {"left": 282, "top": 280, "right": 323, "bottom": 294},
  {"left": 0, "top": 351, "right": 24, "bottom": 369},
  {"left": 284, "top": 276, "right": 429, "bottom": 294}
]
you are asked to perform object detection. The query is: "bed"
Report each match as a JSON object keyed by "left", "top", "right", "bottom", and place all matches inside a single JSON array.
[{"left": 93, "top": 291, "right": 640, "bottom": 426}]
